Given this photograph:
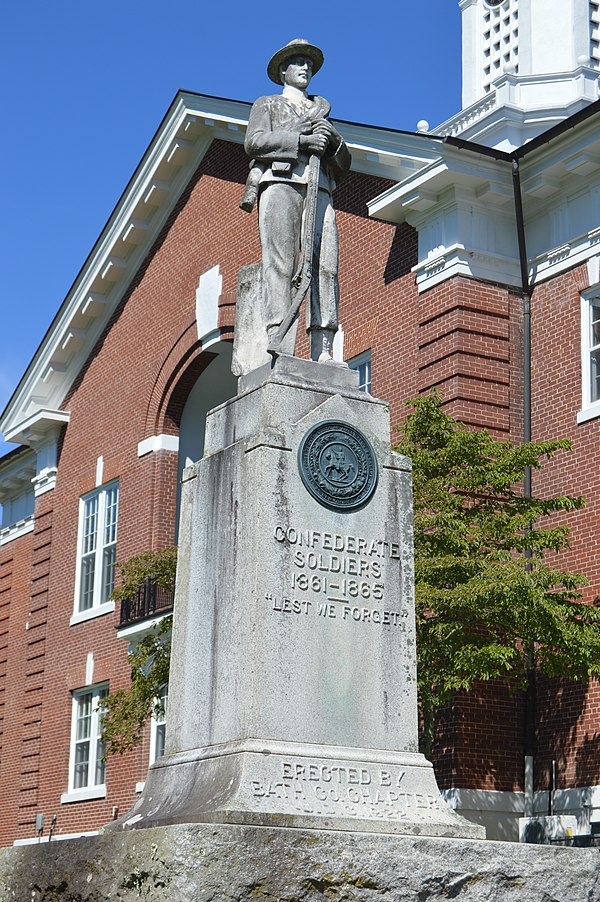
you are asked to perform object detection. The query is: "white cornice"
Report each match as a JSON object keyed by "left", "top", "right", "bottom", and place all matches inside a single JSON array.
[
  {"left": 531, "top": 227, "right": 600, "bottom": 285},
  {"left": 412, "top": 245, "right": 522, "bottom": 291},
  {"left": 517, "top": 115, "right": 600, "bottom": 190},
  {"left": 3, "top": 409, "right": 70, "bottom": 447},
  {"left": 368, "top": 148, "right": 513, "bottom": 226},
  {"left": 369, "top": 106, "right": 600, "bottom": 292},
  {"left": 332, "top": 122, "right": 442, "bottom": 180},
  {"left": 433, "top": 69, "right": 600, "bottom": 150},
  {"left": 0, "top": 516, "right": 35, "bottom": 547},
  {"left": 0, "top": 449, "right": 37, "bottom": 504}
]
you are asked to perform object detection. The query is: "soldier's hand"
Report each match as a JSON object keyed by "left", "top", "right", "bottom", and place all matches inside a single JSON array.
[
  {"left": 299, "top": 132, "right": 328, "bottom": 156},
  {"left": 312, "top": 119, "right": 342, "bottom": 152}
]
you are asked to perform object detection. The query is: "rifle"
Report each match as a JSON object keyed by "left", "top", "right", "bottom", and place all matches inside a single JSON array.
[{"left": 267, "top": 152, "right": 320, "bottom": 358}]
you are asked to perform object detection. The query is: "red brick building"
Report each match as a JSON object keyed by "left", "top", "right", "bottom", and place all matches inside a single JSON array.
[{"left": 1, "top": 0, "right": 599, "bottom": 844}]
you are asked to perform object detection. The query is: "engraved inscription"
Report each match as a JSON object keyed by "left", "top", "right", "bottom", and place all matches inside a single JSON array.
[
  {"left": 273, "top": 526, "right": 400, "bottom": 558},
  {"left": 271, "top": 525, "right": 406, "bottom": 626},
  {"left": 266, "top": 593, "right": 406, "bottom": 625},
  {"left": 268, "top": 594, "right": 312, "bottom": 615},
  {"left": 248, "top": 759, "right": 443, "bottom": 821}
]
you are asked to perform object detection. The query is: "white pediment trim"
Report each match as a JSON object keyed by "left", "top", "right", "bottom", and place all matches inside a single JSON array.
[{"left": 0, "top": 448, "right": 37, "bottom": 504}]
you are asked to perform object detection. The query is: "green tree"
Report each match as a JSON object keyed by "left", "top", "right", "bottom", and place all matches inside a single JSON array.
[
  {"left": 100, "top": 548, "right": 176, "bottom": 757},
  {"left": 111, "top": 547, "right": 178, "bottom": 604},
  {"left": 394, "top": 392, "right": 600, "bottom": 756}
]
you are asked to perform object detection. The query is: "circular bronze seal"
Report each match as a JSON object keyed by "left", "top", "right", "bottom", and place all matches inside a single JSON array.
[{"left": 298, "top": 420, "right": 378, "bottom": 512}]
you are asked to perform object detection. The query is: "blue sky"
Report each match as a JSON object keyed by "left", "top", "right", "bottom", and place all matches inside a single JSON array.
[{"left": 0, "top": 0, "right": 462, "bottom": 457}]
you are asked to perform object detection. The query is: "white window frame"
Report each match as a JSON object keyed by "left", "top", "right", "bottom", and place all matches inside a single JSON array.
[
  {"left": 348, "top": 350, "right": 372, "bottom": 394},
  {"left": 149, "top": 684, "right": 168, "bottom": 765},
  {"left": 136, "top": 683, "right": 168, "bottom": 793},
  {"left": 578, "top": 292, "right": 600, "bottom": 423},
  {"left": 61, "top": 684, "right": 108, "bottom": 804},
  {"left": 71, "top": 481, "right": 119, "bottom": 625}
]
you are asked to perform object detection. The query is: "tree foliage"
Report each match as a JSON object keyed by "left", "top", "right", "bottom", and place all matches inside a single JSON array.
[
  {"left": 111, "top": 546, "right": 178, "bottom": 603},
  {"left": 394, "top": 392, "right": 600, "bottom": 755},
  {"left": 100, "top": 548, "right": 176, "bottom": 757}
]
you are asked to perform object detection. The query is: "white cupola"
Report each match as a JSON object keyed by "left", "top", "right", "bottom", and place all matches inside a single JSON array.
[{"left": 436, "top": 0, "right": 600, "bottom": 148}]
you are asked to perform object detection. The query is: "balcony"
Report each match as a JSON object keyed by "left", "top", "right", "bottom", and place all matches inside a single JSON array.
[{"left": 118, "top": 578, "right": 174, "bottom": 628}]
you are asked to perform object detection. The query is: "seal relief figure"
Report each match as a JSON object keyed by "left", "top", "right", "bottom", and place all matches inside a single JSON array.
[
  {"left": 233, "top": 39, "right": 352, "bottom": 373},
  {"left": 298, "top": 420, "right": 379, "bottom": 511}
]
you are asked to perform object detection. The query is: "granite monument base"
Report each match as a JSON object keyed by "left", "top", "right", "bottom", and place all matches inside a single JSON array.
[
  {"left": 122, "top": 740, "right": 475, "bottom": 837},
  {"left": 3, "top": 824, "right": 599, "bottom": 901},
  {"left": 119, "top": 356, "right": 480, "bottom": 839}
]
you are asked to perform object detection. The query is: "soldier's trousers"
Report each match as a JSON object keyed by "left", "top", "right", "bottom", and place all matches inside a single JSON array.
[{"left": 258, "top": 182, "right": 339, "bottom": 345}]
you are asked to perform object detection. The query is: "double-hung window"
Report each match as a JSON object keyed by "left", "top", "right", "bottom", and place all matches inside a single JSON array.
[
  {"left": 579, "top": 294, "right": 600, "bottom": 422},
  {"left": 61, "top": 684, "right": 108, "bottom": 803},
  {"left": 73, "top": 482, "right": 119, "bottom": 622}
]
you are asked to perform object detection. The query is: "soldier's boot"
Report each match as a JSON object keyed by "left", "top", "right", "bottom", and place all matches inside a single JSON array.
[{"left": 311, "top": 328, "right": 335, "bottom": 363}]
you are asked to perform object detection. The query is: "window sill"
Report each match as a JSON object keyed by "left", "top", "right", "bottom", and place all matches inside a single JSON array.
[
  {"left": 116, "top": 612, "right": 171, "bottom": 640},
  {"left": 70, "top": 601, "right": 115, "bottom": 627},
  {"left": 577, "top": 403, "right": 600, "bottom": 424},
  {"left": 14, "top": 830, "right": 99, "bottom": 846},
  {"left": 60, "top": 786, "right": 107, "bottom": 804}
]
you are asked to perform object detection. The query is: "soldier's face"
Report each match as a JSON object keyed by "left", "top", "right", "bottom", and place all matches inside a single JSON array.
[{"left": 281, "top": 55, "right": 313, "bottom": 90}]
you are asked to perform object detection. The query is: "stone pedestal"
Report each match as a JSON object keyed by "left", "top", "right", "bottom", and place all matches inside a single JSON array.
[
  {"left": 121, "top": 357, "right": 481, "bottom": 838},
  {"left": 5, "top": 825, "right": 599, "bottom": 901}
]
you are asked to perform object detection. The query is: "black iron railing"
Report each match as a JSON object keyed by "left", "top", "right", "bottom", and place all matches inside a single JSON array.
[{"left": 118, "top": 578, "right": 174, "bottom": 627}]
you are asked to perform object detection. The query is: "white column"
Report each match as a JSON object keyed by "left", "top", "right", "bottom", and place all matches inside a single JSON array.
[
  {"left": 523, "top": 0, "right": 590, "bottom": 74},
  {"left": 460, "top": 0, "right": 483, "bottom": 109}
]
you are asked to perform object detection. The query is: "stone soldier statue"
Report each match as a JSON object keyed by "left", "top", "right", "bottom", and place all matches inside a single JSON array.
[{"left": 239, "top": 38, "right": 351, "bottom": 366}]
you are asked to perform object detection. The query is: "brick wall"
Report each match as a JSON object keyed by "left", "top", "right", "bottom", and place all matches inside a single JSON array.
[
  {"left": 0, "top": 529, "right": 35, "bottom": 842},
  {"left": 1, "top": 136, "right": 597, "bottom": 843},
  {"left": 527, "top": 263, "right": 600, "bottom": 791},
  {"left": 433, "top": 683, "right": 526, "bottom": 792},
  {"left": 432, "top": 262, "right": 600, "bottom": 793}
]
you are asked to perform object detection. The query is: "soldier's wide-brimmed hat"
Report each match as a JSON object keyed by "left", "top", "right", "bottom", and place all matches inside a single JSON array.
[{"left": 267, "top": 38, "right": 324, "bottom": 85}]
